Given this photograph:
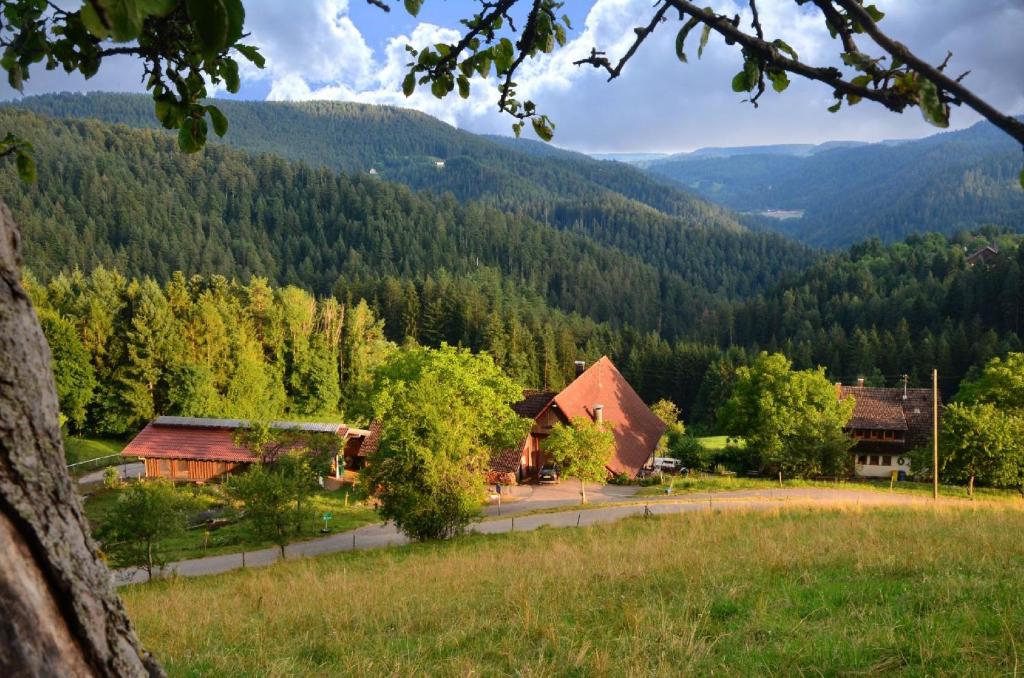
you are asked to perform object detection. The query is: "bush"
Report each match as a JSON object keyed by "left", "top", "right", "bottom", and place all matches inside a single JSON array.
[
  {"left": 608, "top": 473, "right": 633, "bottom": 486},
  {"left": 102, "top": 466, "right": 121, "bottom": 490},
  {"left": 668, "top": 434, "right": 711, "bottom": 471}
]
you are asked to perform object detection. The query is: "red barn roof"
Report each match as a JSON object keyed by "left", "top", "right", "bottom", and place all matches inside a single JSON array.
[
  {"left": 549, "top": 356, "right": 665, "bottom": 477},
  {"left": 122, "top": 417, "right": 349, "bottom": 463}
]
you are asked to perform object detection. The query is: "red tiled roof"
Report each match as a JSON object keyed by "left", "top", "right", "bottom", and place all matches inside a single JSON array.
[
  {"left": 551, "top": 356, "right": 665, "bottom": 477},
  {"left": 122, "top": 417, "right": 352, "bottom": 463},
  {"left": 122, "top": 422, "right": 259, "bottom": 463},
  {"left": 489, "top": 445, "right": 523, "bottom": 474},
  {"left": 356, "top": 420, "right": 382, "bottom": 457}
]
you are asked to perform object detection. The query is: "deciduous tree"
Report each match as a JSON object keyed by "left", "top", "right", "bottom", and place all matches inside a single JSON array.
[
  {"left": 100, "top": 479, "right": 191, "bottom": 582},
  {"left": 361, "top": 344, "right": 530, "bottom": 540},
  {"left": 544, "top": 416, "right": 615, "bottom": 503}
]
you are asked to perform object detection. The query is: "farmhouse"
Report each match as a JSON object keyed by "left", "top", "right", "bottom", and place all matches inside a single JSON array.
[
  {"left": 491, "top": 357, "right": 666, "bottom": 483},
  {"left": 121, "top": 416, "right": 377, "bottom": 483},
  {"left": 836, "top": 380, "right": 938, "bottom": 478}
]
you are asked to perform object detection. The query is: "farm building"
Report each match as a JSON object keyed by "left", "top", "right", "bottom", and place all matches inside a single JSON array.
[
  {"left": 121, "top": 416, "right": 377, "bottom": 483},
  {"left": 490, "top": 357, "right": 666, "bottom": 483},
  {"left": 836, "top": 380, "right": 939, "bottom": 478}
]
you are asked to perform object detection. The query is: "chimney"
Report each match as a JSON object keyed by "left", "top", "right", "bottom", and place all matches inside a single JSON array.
[
  {"left": 594, "top": 404, "right": 604, "bottom": 423},
  {"left": 856, "top": 377, "right": 865, "bottom": 388},
  {"left": 574, "top": 360, "right": 586, "bottom": 379}
]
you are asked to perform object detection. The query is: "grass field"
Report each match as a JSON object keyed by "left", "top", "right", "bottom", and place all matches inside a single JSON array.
[
  {"left": 635, "top": 474, "right": 1024, "bottom": 501},
  {"left": 85, "top": 485, "right": 377, "bottom": 562},
  {"left": 124, "top": 505, "right": 1024, "bottom": 676},
  {"left": 64, "top": 436, "right": 130, "bottom": 475},
  {"left": 697, "top": 435, "right": 744, "bottom": 450}
]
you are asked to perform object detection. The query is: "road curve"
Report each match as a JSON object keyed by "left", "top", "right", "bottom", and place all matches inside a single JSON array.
[{"left": 112, "top": 487, "right": 953, "bottom": 586}]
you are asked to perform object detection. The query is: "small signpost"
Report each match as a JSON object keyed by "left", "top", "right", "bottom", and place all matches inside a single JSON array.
[{"left": 321, "top": 512, "right": 333, "bottom": 533}]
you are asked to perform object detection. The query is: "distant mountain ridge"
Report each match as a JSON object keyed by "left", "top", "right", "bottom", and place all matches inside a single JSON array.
[
  {"left": 12, "top": 92, "right": 746, "bottom": 234},
  {"left": 640, "top": 119, "right": 1024, "bottom": 247}
]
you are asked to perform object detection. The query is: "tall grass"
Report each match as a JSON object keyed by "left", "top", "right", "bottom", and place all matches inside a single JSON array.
[{"left": 124, "top": 504, "right": 1024, "bottom": 676}]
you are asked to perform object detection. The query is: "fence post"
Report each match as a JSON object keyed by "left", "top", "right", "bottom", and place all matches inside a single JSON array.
[{"left": 576, "top": 513, "right": 581, "bottom": 527}]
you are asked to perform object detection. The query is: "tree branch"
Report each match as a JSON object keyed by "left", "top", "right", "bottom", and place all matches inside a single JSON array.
[{"left": 833, "top": 0, "right": 1024, "bottom": 146}]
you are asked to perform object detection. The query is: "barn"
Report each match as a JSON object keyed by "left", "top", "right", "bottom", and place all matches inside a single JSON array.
[{"left": 121, "top": 416, "right": 377, "bottom": 483}]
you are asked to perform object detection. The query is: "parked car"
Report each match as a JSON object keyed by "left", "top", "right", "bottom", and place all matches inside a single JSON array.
[
  {"left": 538, "top": 464, "right": 560, "bottom": 483},
  {"left": 651, "top": 457, "right": 688, "bottom": 475}
]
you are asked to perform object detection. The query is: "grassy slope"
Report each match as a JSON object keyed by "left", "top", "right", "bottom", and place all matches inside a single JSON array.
[
  {"left": 85, "top": 486, "right": 376, "bottom": 562},
  {"left": 635, "top": 475, "right": 1024, "bottom": 501},
  {"left": 64, "top": 436, "right": 129, "bottom": 475},
  {"left": 124, "top": 506, "right": 1024, "bottom": 676}
]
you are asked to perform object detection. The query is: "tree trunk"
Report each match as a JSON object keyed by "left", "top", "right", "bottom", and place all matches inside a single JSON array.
[
  {"left": 580, "top": 477, "right": 586, "bottom": 505},
  {"left": 146, "top": 541, "right": 154, "bottom": 583},
  {"left": 0, "top": 203, "right": 163, "bottom": 677},
  {"left": 968, "top": 475, "right": 975, "bottom": 498}
]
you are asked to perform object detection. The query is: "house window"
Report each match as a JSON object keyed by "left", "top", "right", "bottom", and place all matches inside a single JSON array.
[
  {"left": 870, "top": 455, "right": 880, "bottom": 465},
  {"left": 882, "top": 455, "right": 892, "bottom": 466},
  {"left": 857, "top": 454, "right": 867, "bottom": 465},
  {"left": 158, "top": 459, "right": 171, "bottom": 476}
]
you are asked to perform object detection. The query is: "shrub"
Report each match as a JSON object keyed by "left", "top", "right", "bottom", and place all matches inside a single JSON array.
[{"left": 103, "top": 466, "right": 121, "bottom": 490}]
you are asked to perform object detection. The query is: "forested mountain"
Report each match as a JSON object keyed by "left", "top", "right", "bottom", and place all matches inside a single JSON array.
[
  {"left": 644, "top": 121, "right": 1024, "bottom": 247},
  {"left": 720, "top": 231, "right": 1024, "bottom": 392},
  {"left": 0, "top": 107, "right": 813, "bottom": 341},
  {"left": 12, "top": 92, "right": 746, "bottom": 233}
]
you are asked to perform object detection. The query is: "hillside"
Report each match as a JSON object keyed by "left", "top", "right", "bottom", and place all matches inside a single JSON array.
[
  {"left": 12, "top": 92, "right": 746, "bottom": 233},
  {"left": 0, "top": 107, "right": 813, "bottom": 342},
  {"left": 121, "top": 507, "right": 1024, "bottom": 675},
  {"left": 644, "top": 121, "right": 1024, "bottom": 247},
  {"left": 722, "top": 231, "right": 1024, "bottom": 391}
]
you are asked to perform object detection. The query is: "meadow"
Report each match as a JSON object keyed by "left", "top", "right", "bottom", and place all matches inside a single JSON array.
[{"left": 123, "top": 504, "right": 1024, "bottom": 676}]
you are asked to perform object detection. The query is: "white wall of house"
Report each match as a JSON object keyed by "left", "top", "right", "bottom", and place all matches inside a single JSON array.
[{"left": 853, "top": 451, "right": 911, "bottom": 479}]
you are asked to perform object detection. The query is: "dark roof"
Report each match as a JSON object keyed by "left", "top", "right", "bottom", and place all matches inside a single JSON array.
[
  {"left": 552, "top": 357, "right": 666, "bottom": 476},
  {"left": 966, "top": 244, "right": 999, "bottom": 265},
  {"left": 152, "top": 416, "right": 345, "bottom": 434},
  {"left": 511, "top": 390, "right": 557, "bottom": 419},
  {"left": 838, "top": 385, "right": 938, "bottom": 444},
  {"left": 489, "top": 446, "right": 523, "bottom": 474}
]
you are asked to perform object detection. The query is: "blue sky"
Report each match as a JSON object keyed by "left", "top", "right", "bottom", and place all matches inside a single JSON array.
[{"left": 4, "top": 1, "right": 1022, "bottom": 152}]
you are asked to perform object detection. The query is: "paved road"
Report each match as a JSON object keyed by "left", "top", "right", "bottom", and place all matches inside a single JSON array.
[
  {"left": 113, "top": 487, "right": 938, "bottom": 586},
  {"left": 78, "top": 461, "right": 145, "bottom": 485}
]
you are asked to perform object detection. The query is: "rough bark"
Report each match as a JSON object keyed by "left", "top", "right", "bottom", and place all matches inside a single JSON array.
[{"left": 0, "top": 202, "right": 163, "bottom": 677}]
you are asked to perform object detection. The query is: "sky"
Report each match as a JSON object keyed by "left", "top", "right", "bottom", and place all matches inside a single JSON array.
[{"left": 3, "top": 0, "right": 1022, "bottom": 153}]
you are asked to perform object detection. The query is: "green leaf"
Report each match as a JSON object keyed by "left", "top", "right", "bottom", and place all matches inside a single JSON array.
[
  {"left": 772, "top": 39, "right": 798, "bottom": 61},
  {"left": 404, "top": 0, "right": 422, "bottom": 17},
  {"left": 675, "top": 18, "right": 699, "bottom": 63},
  {"left": 457, "top": 74, "right": 470, "bottom": 99},
  {"left": 187, "top": 0, "right": 231, "bottom": 56},
  {"left": 531, "top": 117, "right": 553, "bottom": 142},
  {"left": 235, "top": 44, "right": 265, "bottom": 69},
  {"left": 402, "top": 72, "right": 416, "bottom": 97},
  {"left": 864, "top": 5, "right": 885, "bottom": 22},
  {"left": 223, "top": 0, "right": 245, "bottom": 45},
  {"left": 91, "top": 0, "right": 146, "bottom": 41},
  {"left": 136, "top": 0, "right": 177, "bottom": 16},
  {"left": 207, "top": 105, "right": 228, "bottom": 137},
  {"left": 916, "top": 77, "right": 949, "bottom": 128},
  {"left": 221, "top": 59, "right": 240, "bottom": 93},
  {"left": 767, "top": 69, "right": 789, "bottom": 93},
  {"left": 731, "top": 70, "right": 748, "bottom": 93},
  {"left": 698, "top": 25, "right": 711, "bottom": 59},
  {"left": 827, "top": 100, "right": 842, "bottom": 113},
  {"left": 177, "top": 116, "right": 207, "bottom": 153},
  {"left": 15, "top": 151, "right": 35, "bottom": 183},
  {"left": 430, "top": 78, "right": 446, "bottom": 99},
  {"left": 80, "top": 2, "right": 111, "bottom": 39},
  {"left": 494, "top": 38, "right": 514, "bottom": 73}
]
